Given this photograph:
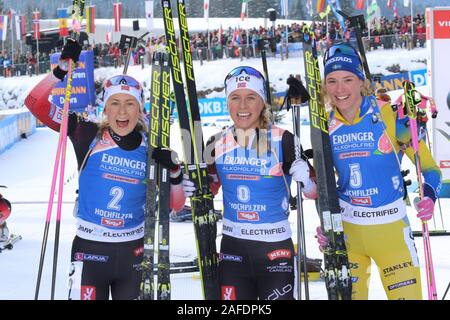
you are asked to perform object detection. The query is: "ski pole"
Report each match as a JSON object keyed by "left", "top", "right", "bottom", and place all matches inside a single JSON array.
[
  {"left": 420, "top": 127, "right": 437, "bottom": 231},
  {"left": 336, "top": 11, "right": 372, "bottom": 84},
  {"left": 292, "top": 102, "right": 310, "bottom": 300},
  {"left": 34, "top": 0, "right": 86, "bottom": 300},
  {"left": 283, "top": 75, "right": 311, "bottom": 300},
  {"left": 442, "top": 281, "right": 450, "bottom": 300},
  {"left": 51, "top": 56, "right": 76, "bottom": 300},
  {"left": 35, "top": 103, "right": 65, "bottom": 299},
  {"left": 257, "top": 39, "right": 272, "bottom": 110},
  {"left": 120, "top": 32, "right": 150, "bottom": 75},
  {"left": 52, "top": 1, "right": 86, "bottom": 300},
  {"left": 403, "top": 80, "right": 437, "bottom": 300}
]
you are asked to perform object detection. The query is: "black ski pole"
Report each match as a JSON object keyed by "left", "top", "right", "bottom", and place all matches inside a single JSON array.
[
  {"left": 120, "top": 32, "right": 150, "bottom": 75},
  {"left": 443, "top": 281, "right": 450, "bottom": 300},
  {"left": 293, "top": 104, "right": 309, "bottom": 300},
  {"left": 284, "top": 75, "right": 311, "bottom": 299},
  {"left": 336, "top": 11, "right": 372, "bottom": 84},
  {"left": 257, "top": 39, "right": 272, "bottom": 105},
  {"left": 287, "top": 75, "right": 310, "bottom": 300},
  {"left": 35, "top": 213, "right": 51, "bottom": 299}
]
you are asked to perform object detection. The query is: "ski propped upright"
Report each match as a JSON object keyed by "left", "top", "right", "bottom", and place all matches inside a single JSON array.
[
  {"left": 301, "top": 28, "right": 352, "bottom": 300},
  {"left": 156, "top": 51, "right": 172, "bottom": 300},
  {"left": 161, "top": 0, "right": 219, "bottom": 300},
  {"left": 141, "top": 51, "right": 172, "bottom": 300},
  {"left": 140, "top": 52, "right": 163, "bottom": 300},
  {"left": 175, "top": 0, "right": 219, "bottom": 298}
]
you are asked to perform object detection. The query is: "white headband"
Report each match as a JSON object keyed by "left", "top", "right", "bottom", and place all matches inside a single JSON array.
[
  {"left": 103, "top": 85, "right": 143, "bottom": 108},
  {"left": 225, "top": 73, "right": 266, "bottom": 102}
]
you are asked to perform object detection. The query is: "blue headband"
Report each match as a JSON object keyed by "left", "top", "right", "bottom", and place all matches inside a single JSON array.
[{"left": 324, "top": 52, "right": 365, "bottom": 80}]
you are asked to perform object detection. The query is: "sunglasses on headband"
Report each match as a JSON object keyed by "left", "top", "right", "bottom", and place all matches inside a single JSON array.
[
  {"left": 323, "top": 43, "right": 361, "bottom": 66},
  {"left": 103, "top": 75, "right": 143, "bottom": 91},
  {"left": 224, "top": 66, "right": 265, "bottom": 85},
  {"left": 102, "top": 75, "right": 143, "bottom": 100}
]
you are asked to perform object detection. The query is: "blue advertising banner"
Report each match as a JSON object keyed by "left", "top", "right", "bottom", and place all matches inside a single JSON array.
[
  {"left": 146, "top": 97, "right": 230, "bottom": 119},
  {"left": 374, "top": 71, "right": 410, "bottom": 91},
  {"left": 409, "top": 69, "right": 427, "bottom": 87},
  {"left": 50, "top": 50, "right": 96, "bottom": 112},
  {"left": 374, "top": 69, "right": 427, "bottom": 91},
  {"left": 158, "top": 93, "right": 292, "bottom": 120}
]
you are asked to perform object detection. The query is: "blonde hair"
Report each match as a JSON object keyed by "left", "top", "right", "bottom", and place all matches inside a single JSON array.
[
  {"left": 321, "top": 78, "right": 373, "bottom": 112},
  {"left": 259, "top": 101, "right": 272, "bottom": 129}
]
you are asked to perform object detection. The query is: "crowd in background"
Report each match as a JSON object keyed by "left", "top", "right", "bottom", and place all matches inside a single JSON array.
[{"left": 0, "top": 13, "right": 426, "bottom": 78}]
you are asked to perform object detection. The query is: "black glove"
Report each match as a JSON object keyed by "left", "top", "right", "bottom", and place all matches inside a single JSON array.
[
  {"left": 152, "top": 147, "right": 180, "bottom": 171},
  {"left": 53, "top": 66, "right": 68, "bottom": 81},
  {"left": 287, "top": 75, "right": 310, "bottom": 103},
  {"left": 53, "top": 38, "right": 82, "bottom": 81},
  {"left": 61, "top": 38, "right": 82, "bottom": 63}
]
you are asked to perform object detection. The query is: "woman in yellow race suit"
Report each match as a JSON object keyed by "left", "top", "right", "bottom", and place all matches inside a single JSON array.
[{"left": 317, "top": 43, "right": 442, "bottom": 300}]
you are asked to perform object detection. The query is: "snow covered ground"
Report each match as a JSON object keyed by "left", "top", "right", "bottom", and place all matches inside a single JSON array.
[{"left": 1, "top": 46, "right": 449, "bottom": 300}]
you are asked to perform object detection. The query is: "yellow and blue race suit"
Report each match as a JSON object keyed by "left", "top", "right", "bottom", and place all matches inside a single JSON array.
[{"left": 329, "top": 96, "right": 441, "bottom": 300}]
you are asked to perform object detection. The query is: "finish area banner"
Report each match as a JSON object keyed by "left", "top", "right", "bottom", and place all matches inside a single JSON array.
[{"left": 427, "top": 7, "right": 450, "bottom": 197}]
